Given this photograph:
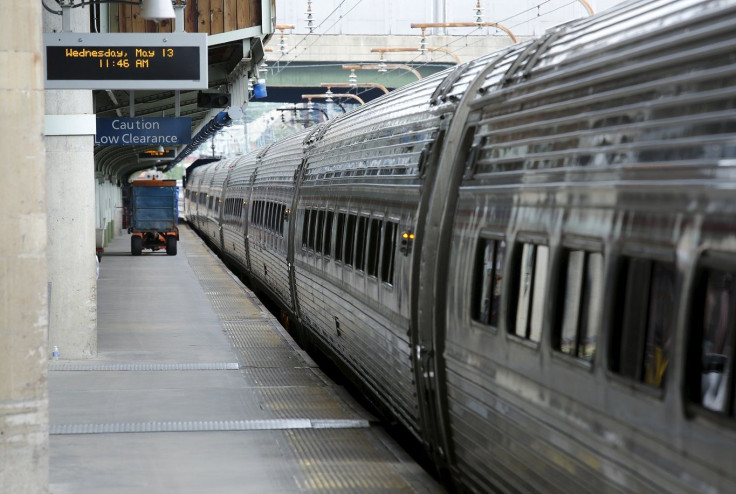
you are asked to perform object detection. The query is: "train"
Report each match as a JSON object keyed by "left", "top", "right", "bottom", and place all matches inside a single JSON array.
[{"left": 183, "top": 0, "right": 736, "bottom": 491}]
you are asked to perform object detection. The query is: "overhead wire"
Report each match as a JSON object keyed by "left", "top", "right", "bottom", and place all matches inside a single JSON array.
[
  {"left": 270, "top": 0, "right": 364, "bottom": 79},
  {"left": 357, "top": 0, "right": 587, "bottom": 90},
  {"left": 42, "top": 0, "right": 62, "bottom": 15}
]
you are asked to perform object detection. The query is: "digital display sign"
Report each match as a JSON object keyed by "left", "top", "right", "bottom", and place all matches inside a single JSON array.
[
  {"left": 139, "top": 149, "right": 175, "bottom": 159},
  {"left": 44, "top": 33, "right": 207, "bottom": 90}
]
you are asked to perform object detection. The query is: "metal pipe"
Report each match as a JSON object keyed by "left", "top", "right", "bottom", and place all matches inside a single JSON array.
[
  {"left": 303, "top": 94, "right": 365, "bottom": 105},
  {"left": 577, "top": 0, "right": 594, "bottom": 15},
  {"left": 410, "top": 21, "right": 517, "bottom": 43},
  {"left": 342, "top": 64, "right": 422, "bottom": 79},
  {"left": 371, "top": 47, "right": 462, "bottom": 65},
  {"left": 320, "top": 82, "right": 389, "bottom": 94}
]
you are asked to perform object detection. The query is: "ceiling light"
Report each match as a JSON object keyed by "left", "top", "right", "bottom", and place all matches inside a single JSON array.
[{"left": 141, "top": 0, "right": 176, "bottom": 22}]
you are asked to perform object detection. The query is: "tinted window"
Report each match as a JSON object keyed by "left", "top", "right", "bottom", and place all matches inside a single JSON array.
[
  {"left": 509, "top": 243, "right": 548, "bottom": 343},
  {"left": 307, "top": 209, "right": 317, "bottom": 250},
  {"left": 315, "top": 210, "right": 325, "bottom": 253},
  {"left": 367, "top": 219, "right": 381, "bottom": 277},
  {"left": 472, "top": 238, "right": 506, "bottom": 328},
  {"left": 355, "top": 216, "right": 368, "bottom": 271},
  {"left": 610, "top": 257, "right": 676, "bottom": 388},
  {"left": 553, "top": 250, "right": 604, "bottom": 361},
  {"left": 324, "top": 211, "right": 334, "bottom": 257},
  {"left": 335, "top": 213, "right": 346, "bottom": 261},
  {"left": 689, "top": 265, "right": 736, "bottom": 414},
  {"left": 381, "top": 222, "right": 397, "bottom": 284},
  {"left": 345, "top": 215, "right": 356, "bottom": 266},
  {"left": 301, "top": 209, "right": 310, "bottom": 248}
]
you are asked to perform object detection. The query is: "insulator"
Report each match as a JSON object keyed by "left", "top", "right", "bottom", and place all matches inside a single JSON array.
[
  {"left": 306, "top": 0, "right": 315, "bottom": 33},
  {"left": 474, "top": 1, "right": 484, "bottom": 26}
]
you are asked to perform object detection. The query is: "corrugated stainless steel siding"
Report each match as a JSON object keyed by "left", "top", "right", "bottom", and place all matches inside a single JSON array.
[
  {"left": 443, "top": 0, "right": 736, "bottom": 492},
  {"left": 292, "top": 71, "right": 460, "bottom": 439},
  {"left": 247, "top": 130, "right": 310, "bottom": 310}
]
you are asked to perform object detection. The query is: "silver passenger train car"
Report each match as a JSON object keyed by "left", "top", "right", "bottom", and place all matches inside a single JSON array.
[{"left": 185, "top": 0, "right": 736, "bottom": 491}]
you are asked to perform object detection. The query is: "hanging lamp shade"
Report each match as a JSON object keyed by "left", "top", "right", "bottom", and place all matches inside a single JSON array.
[{"left": 141, "top": 0, "right": 176, "bottom": 22}]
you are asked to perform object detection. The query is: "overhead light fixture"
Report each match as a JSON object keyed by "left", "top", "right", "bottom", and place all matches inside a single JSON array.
[{"left": 140, "top": 0, "right": 176, "bottom": 23}]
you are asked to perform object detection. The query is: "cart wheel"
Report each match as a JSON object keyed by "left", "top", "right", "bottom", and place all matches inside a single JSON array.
[
  {"left": 131, "top": 235, "right": 142, "bottom": 256},
  {"left": 166, "top": 235, "right": 177, "bottom": 256}
]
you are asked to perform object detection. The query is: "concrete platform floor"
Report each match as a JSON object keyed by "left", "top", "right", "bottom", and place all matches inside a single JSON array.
[{"left": 49, "top": 226, "right": 444, "bottom": 494}]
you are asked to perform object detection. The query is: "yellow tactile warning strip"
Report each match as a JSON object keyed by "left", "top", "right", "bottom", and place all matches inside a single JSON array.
[
  {"left": 180, "top": 226, "right": 437, "bottom": 492},
  {"left": 181, "top": 226, "right": 366, "bottom": 422},
  {"left": 286, "top": 429, "right": 420, "bottom": 492}
]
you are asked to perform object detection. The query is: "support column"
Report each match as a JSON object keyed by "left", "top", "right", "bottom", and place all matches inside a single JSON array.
[
  {"left": 44, "top": 4, "right": 97, "bottom": 359},
  {"left": 0, "top": 2, "right": 49, "bottom": 492}
]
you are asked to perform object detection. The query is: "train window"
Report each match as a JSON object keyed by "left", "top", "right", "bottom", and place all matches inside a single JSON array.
[
  {"left": 345, "top": 214, "right": 357, "bottom": 266},
  {"left": 472, "top": 238, "right": 506, "bottom": 328},
  {"left": 355, "top": 216, "right": 368, "bottom": 272},
  {"left": 277, "top": 204, "right": 284, "bottom": 235},
  {"left": 324, "top": 211, "right": 334, "bottom": 257},
  {"left": 301, "top": 209, "right": 310, "bottom": 248},
  {"left": 308, "top": 209, "right": 316, "bottom": 249},
  {"left": 315, "top": 210, "right": 326, "bottom": 253},
  {"left": 610, "top": 257, "right": 676, "bottom": 389},
  {"left": 687, "top": 264, "right": 736, "bottom": 415},
  {"left": 367, "top": 219, "right": 381, "bottom": 277},
  {"left": 553, "top": 250, "right": 603, "bottom": 361},
  {"left": 275, "top": 203, "right": 283, "bottom": 234},
  {"left": 509, "top": 243, "right": 548, "bottom": 343},
  {"left": 335, "top": 213, "right": 346, "bottom": 262},
  {"left": 381, "top": 222, "right": 397, "bottom": 284}
]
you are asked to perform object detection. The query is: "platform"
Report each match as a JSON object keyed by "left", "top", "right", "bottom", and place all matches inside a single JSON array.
[{"left": 49, "top": 225, "right": 443, "bottom": 493}]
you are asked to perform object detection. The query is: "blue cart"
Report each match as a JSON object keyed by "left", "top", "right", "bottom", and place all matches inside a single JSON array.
[{"left": 128, "top": 180, "right": 179, "bottom": 256}]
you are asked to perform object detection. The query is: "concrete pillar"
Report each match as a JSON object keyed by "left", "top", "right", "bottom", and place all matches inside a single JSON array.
[
  {"left": 44, "top": 5, "right": 97, "bottom": 359},
  {"left": 0, "top": 2, "right": 49, "bottom": 493}
]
